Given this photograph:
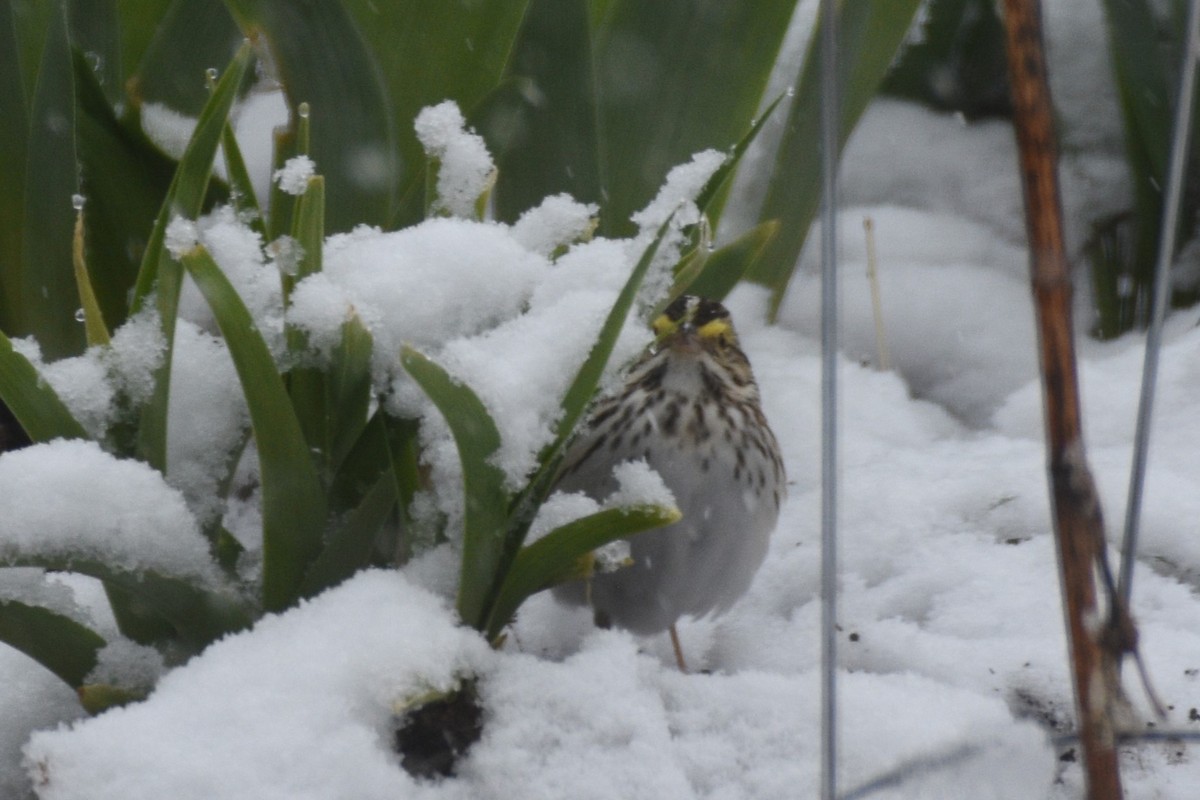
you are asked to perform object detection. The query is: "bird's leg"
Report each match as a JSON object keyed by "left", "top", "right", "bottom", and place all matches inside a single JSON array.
[{"left": 669, "top": 624, "right": 689, "bottom": 673}]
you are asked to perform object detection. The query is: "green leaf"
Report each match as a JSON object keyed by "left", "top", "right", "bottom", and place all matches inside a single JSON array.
[
  {"left": 486, "top": 0, "right": 600, "bottom": 223},
  {"left": 501, "top": 213, "right": 676, "bottom": 599},
  {"left": 492, "top": 0, "right": 796, "bottom": 236},
  {"left": 1091, "top": 0, "right": 1194, "bottom": 336},
  {"left": 300, "top": 467, "right": 397, "bottom": 597},
  {"left": 328, "top": 313, "right": 373, "bottom": 474},
  {"left": 65, "top": 0, "right": 122, "bottom": 108},
  {"left": 288, "top": 310, "right": 373, "bottom": 486},
  {"left": 290, "top": 175, "right": 324, "bottom": 283},
  {"left": 343, "top": 0, "right": 530, "bottom": 228},
  {"left": 224, "top": 0, "right": 529, "bottom": 232},
  {"left": 130, "top": 40, "right": 250, "bottom": 309},
  {"left": 327, "top": 409, "right": 394, "bottom": 515},
  {"left": 72, "top": 49, "right": 179, "bottom": 336},
  {"left": 132, "top": 39, "right": 252, "bottom": 473},
  {"left": 882, "top": 0, "right": 1010, "bottom": 118},
  {"left": 221, "top": 117, "right": 265, "bottom": 237},
  {"left": 2, "top": 555, "right": 249, "bottom": 651},
  {"left": 0, "top": 330, "right": 89, "bottom": 442},
  {"left": 550, "top": 212, "right": 675, "bottom": 455},
  {"left": 483, "top": 504, "right": 680, "bottom": 641},
  {"left": 1100, "top": 0, "right": 1170, "bottom": 183},
  {"left": 673, "top": 220, "right": 779, "bottom": 302},
  {"left": 113, "top": 0, "right": 175, "bottom": 94},
  {"left": 692, "top": 94, "right": 785, "bottom": 223},
  {"left": 401, "top": 347, "right": 510, "bottom": 631},
  {"left": 751, "top": 0, "right": 924, "bottom": 318},
  {"left": 0, "top": 599, "right": 106, "bottom": 689},
  {"left": 223, "top": 0, "right": 393, "bottom": 231},
  {"left": 388, "top": 421, "right": 425, "bottom": 560},
  {"left": 283, "top": 177, "right": 372, "bottom": 489},
  {"left": 0, "top": 5, "right": 30, "bottom": 339},
  {"left": 125, "top": 0, "right": 242, "bottom": 115},
  {"left": 73, "top": 212, "right": 111, "bottom": 347},
  {"left": 78, "top": 683, "right": 148, "bottom": 715},
  {"left": 180, "top": 244, "right": 328, "bottom": 611},
  {"left": 19, "top": 6, "right": 82, "bottom": 359},
  {"left": 7, "top": 0, "right": 55, "bottom": 107},
  {"left": 97, "top": 567, "right": 248, "bottom": 649}
]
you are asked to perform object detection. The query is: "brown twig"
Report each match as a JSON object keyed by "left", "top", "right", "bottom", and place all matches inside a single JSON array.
[{"left": 999, "top": 1, "right": 1126, "bottom": 798}]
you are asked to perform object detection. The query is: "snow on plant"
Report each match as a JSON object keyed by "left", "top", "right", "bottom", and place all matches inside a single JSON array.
[
  {"left": 273, "top": 155, "right": 316, "bottom": 196},
  {"left": 0, "top": 76, "right": 749, "bottom": 726},
  {"left": 414, "top": 101, "right": 496, "bottom": 217},
  {"left": 0, "top": 439, "right": 222, "bottom": 586}
]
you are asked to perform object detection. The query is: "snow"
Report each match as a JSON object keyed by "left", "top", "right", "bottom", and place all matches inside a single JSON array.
[
  {"left": 414, "top": 101, "right": 496, "bottom": 218},
  {"left": 630, "top": 149, "right": 727, "bottom": 302},
  {"left": 23, "top": 572, "right": 492, "bottom": 800},
  {"left": 274, "top": 155, "right": 316, "bottom": 196},
  {"left": 0, "top": 647, "right": 81, "bottom": 800},
  {"left": 4, "top": 1, "right": 1200, "bottom": 797},
  {"left": 139, "top": 102, "right": 197, "bottom": 161},
  {"left": 608, "top": 459, "right": 677, "bottom": 510},
  {"left": 163, "top": 216, "right": 199, "bottom": 259},
  {"left": 165, "top": 319, "right": 249, "bottom": 526},
  {"left": 0, "top": 440, "right": 222, "bottom": 587},
  {"left": 84, "top": 640, "right": 164, "bottom": 691},
  {"left": 10, "top": 309, "right": 166, "bottom": 441},
  {"left": 510, "top": 194, "right": 598, "bottom": 257},
  {"left": 142, "top": 89, "right": 289, "bottom": 207}
]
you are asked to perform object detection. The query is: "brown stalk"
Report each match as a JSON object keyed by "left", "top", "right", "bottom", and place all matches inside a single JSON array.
[{"left": 999, "top": 1, "right": 1125, "bottom": 797}]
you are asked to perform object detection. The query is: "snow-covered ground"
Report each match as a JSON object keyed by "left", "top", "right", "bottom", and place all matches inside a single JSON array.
[{"left": 4, "top": 1, "right": 1200, "bottom": 798}]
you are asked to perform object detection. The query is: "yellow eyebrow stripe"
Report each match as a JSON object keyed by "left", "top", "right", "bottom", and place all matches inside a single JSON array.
[
  {"left": 652, "top": 315, "right": 677, "bottom": 336},
  {"left": 697, "top": 319, "right": 730, "bottom": 339}
]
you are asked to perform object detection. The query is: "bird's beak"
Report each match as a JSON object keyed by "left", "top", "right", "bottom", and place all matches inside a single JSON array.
[{"left": 670, "top": 323, "right": 702, "bottom": 355}]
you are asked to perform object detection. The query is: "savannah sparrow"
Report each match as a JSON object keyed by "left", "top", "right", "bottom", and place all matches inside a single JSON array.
[{"left": 553, "top": 295, "right": 786, "bottom": 669}]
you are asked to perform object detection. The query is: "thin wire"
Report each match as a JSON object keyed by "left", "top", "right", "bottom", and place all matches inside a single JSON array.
[
  {"left": 818, "top": 0, "right": 839, "bottom": 798},
  {"left": 1119, "top": 0, "right": 1200, "bottom": 606},
  {"left": 839, "top": 744, "right": 984, "bottom": 800}
]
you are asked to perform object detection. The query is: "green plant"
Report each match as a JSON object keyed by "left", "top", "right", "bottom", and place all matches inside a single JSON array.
[
  {"left": 0, "top": 40, "right": 712, "bottom": 707},
  {"left": 1, "top": 1, "right": 925, "bottom": 358},
  {"left": 0, "top": 2, "right": 925, "bottom": 709},
  {"left": 1092, "top": 0, "right": 1200, "bottom": 337}
]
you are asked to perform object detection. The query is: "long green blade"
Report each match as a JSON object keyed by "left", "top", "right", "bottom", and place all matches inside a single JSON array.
[
  {"left": 553, "top": 212, "right": 675, "bottom": 448},
  {"left": 125, "top": 0, "right": 242, "bottom": 115},
  {"left": 751, "top": 0, "right": 923, "bottom": 318},
  {"left": 300, "top": 468, "right": 397, "bottom": 597},
  {"left": 0, "top": 330, "right": 88, "bottom": 442},
  {"left": 72, "top": 49, "right": 179, "bottom": 338},
  {"left": 4, "top": 555, "right": 249, "bottom": 652},
  {"left": 221, "top": 118, "right": 265, "bottom": 237},
  {"left": 401, "top": 346, "right": 510, "bottom": 630},
  {"left": 20, "top": 6, "right": 81, "bottom": 359},
  {"left": 133, "top": 40, "right": 252, "bottom": 472},
  {"left": 673, "top": 220, "right": 780, "bottom": 302},
  {"left": 493, "top": 0, "right": 796, "bottom": 236},
  {"left": 0, "top": 4, "right": 31, "bottom": 339},
  {"left": 495, "top": 213, "right": 676, "bottom": 613},
  {"left": 692, "top": 94, "right": 786, "bottom": 222},
  {"left": 484, "top": 504, "right": 679, "bottom": 641},
  {"left": 0, "top": 600, "right": 106, "bottom": 689},
  {"left": 181, "top": 245, "right": 328, "bottom": 612}
]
